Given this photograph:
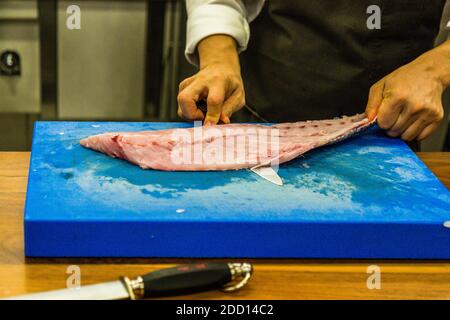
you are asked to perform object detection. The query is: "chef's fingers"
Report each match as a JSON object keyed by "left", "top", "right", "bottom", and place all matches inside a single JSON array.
[
  {"left": 177, "top": 105, "right": 203, "bottom": 122},
  {"left": 400, "top": 118, "right": 429, "bottom": 141},
  {"left": 177, "top": 83, "right": 205, "bottom": 121},
  {"left": 417, "top": 122, "right": 440, "bottom": 141},
  {"left": 415, "top": 103, "right": 443, "bottom": 141},
  {"left": 177, "top": 106, "right": 184, "bottom": 120},
  {"left": 179, "top": 76, "right": 195, "bottom": 91},
  {"left": 204, "top": 87, "right": 226, "bottom": 126},
  {"left": 365, "top": 80, "right": 385, "bottom": 121},
  {"left": 220, "top": 90, "right": 246, "bottom": 124},
  {"left": 376, "top": 94, "right": 404, "bottom": 130},
  {"left": 386, "top": 112, "right": 418, "bottom": 138}
]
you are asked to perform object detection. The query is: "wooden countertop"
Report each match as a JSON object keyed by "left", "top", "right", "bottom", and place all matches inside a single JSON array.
[{"left": 0, "top": 152, "right": 449, "bottom": 300}]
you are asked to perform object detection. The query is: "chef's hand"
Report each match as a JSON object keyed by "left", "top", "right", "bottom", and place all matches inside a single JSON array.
[
  {"left": 177, "top": 35, "right": 245, "bottom": 126},
  {"left": 365, "top": 40, "right": 450, "bottom": 141}
]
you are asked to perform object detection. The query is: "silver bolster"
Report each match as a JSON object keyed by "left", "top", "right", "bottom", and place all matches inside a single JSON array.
[
  {"left": 120, "top": 276, "right": 145, "bottom": 300},
  {"left": 222, "top": 263, "right": 253, "bottom": 292}
]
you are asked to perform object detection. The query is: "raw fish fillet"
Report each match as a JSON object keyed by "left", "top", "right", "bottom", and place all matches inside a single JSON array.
[{"left": 80, "top": 114, "right": 375, "bottom": 171}]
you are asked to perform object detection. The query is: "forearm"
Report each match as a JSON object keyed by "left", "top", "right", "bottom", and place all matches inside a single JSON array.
[
  {"left": 185, "top": 0, "right": 263, "bottom": 66},
  {"left": 198, "top": 35, "right": 240, "bottom": 70}
]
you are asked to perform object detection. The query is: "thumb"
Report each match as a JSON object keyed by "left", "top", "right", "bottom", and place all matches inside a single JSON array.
[{"left": 365, "top": 80, "right": 385, "bottom": 121}]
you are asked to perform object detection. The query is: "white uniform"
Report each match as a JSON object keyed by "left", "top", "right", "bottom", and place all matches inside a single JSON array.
[{"left": 185, "top": 0, "right": 450, "bottom": 65}]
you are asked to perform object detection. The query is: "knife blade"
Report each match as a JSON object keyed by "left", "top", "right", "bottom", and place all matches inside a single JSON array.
[
  {"left": 3, "top": 262, "right": 252, "bottom": 300},
  {"left": 4, "top": 280, "right": 130, "bottom": 300},
  {"left": 251, "top": 166, "right": 283, "bottom": 186}
]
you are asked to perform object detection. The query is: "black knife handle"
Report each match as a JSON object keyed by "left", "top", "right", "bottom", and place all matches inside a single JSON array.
[
  {"left": 196, "top": 99, "right": 208, "bottom": 114},
  {"left": 140, "top": 262, "right": 232, "bottom": 298}
]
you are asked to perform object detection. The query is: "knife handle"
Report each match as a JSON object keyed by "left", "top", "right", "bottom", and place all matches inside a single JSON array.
[
  {"left": 196, "top": 99, "right": 208, "bottom": 115},
  {"left": 122, "top": 262, "right": 252, "bottom": 299}
]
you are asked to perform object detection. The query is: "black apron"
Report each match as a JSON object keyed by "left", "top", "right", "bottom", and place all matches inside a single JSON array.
[{"left": 239, "top": 0, "right": 445, "bottom": 122}]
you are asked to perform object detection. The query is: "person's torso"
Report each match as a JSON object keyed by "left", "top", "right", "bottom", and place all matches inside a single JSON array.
[{"left": 239, "top": 0, "right": 445, "bottom": 122}]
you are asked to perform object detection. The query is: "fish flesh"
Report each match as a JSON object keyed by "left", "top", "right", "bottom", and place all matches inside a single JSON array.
[
  {"left": 80, "top": 114, "right": 374, "bottom": 171},
  {"left": 80, "top": 114, "right": 375, "bottom": 171}
]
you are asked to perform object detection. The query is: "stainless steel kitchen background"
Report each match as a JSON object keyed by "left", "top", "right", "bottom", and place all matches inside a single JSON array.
[{"left": 0, "top": 0, "right": 449, "bottom": 151}]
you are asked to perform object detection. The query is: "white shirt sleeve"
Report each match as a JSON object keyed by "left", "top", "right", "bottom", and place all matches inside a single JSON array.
[{"left": 185, "top": 0, "right": 265, "bottom": 66}]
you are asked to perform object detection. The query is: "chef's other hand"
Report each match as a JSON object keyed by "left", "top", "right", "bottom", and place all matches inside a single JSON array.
[
  {"left": 177, "top": 35, "right": 245, "bottom": 126},
  {"left": 365, "top": 40, "right": 450, "bottom": 141}
]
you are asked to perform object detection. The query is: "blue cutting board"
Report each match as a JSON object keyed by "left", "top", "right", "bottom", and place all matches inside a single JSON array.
[{"left": 24, "top": 122, "right": 450, "bottom": 258}]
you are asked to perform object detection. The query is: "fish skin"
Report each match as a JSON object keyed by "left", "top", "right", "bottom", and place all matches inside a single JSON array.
[{"left": 80, "top": 114, "right": 375, "bottom": 171}]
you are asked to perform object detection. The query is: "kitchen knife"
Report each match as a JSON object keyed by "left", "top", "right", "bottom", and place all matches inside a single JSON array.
[
  {"left": 251, "top": 166, "right": 283, "bottom": 186},
  {"left": 197, "top": 99, "right": 281, "bottom": 185},
  {"left": 4, "top": 262, "right": 252, "bottom": 300},
  {"left": 196, "top": 100, "right": 269, "bottom": 123}
]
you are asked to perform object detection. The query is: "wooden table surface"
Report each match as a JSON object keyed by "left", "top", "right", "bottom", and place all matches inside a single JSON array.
[{"left": 0, "top": 152, "right": 449, "bottom": 300}]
